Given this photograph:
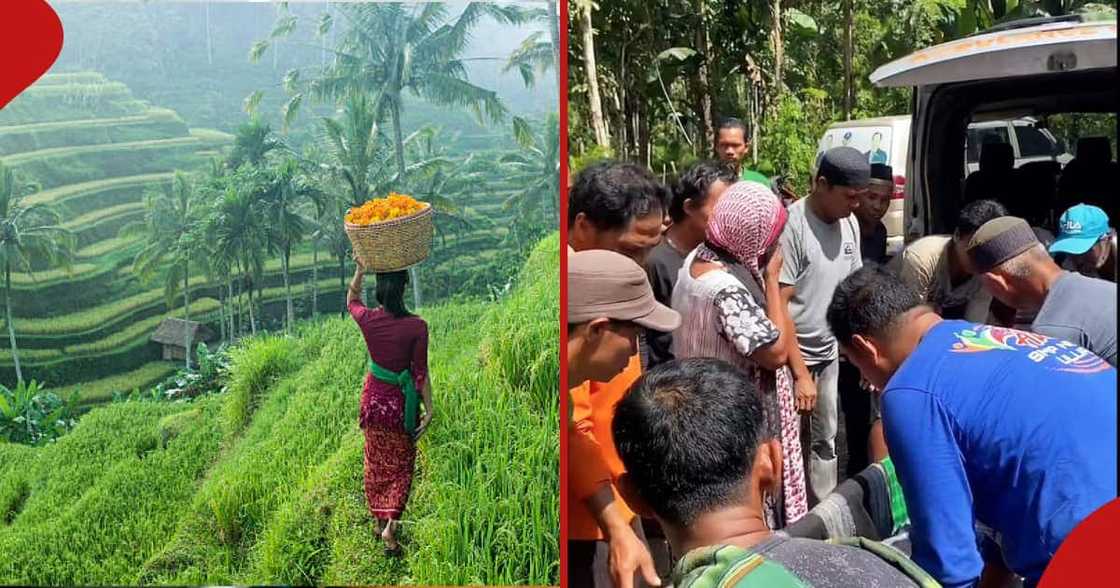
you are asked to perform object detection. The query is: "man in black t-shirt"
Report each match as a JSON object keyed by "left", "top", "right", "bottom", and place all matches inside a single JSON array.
[{"left": 643, "top": 161, "right": 736, "bottom": 370}]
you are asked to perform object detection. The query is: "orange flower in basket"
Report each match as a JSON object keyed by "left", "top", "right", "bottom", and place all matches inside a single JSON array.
[{"left": 345, "top": 193, "right": 425, "bottom": 226}]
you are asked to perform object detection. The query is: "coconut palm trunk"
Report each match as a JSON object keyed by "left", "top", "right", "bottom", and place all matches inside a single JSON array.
[
  {"left": 217, "top": 284, "right": 226, "bottom": 343},
  {"left": 183, "top": 260, "right": 192, "bottom": 372},
  {"left": 227, "top": 276, "right": 236, "bottom": 336},
  {"left": 548, "top": 1, "right": 560, "bottom": 88},
  {"left": 312, "top": 242, "right": 319, "bottom": 316},
  {"left": 580, "top": 2, "right": 610, "bottom": 148},
  {"left": 5, "top": 259, "right": 22, "bottom": 384},
  {"left": 282, "top": 243, "right": 294, "bottom": 333}
]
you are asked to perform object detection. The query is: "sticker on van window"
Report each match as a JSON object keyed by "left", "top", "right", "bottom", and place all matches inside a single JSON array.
[{"left": 817, "top": 127, "right": 893, "bottom": 166}]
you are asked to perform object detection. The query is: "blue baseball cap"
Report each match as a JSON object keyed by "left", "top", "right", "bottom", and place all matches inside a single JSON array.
[{"left": 1050, "top": 204, "right": 1110, "bottom": 255}]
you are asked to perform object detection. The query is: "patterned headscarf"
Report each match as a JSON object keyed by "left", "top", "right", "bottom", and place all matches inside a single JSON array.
[{"left": 697, "top": 181, "right": 788, "bottom": 290}]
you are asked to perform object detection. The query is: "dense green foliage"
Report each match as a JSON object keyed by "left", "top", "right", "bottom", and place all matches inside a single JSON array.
[
  {"left": 570, "top": 0, "right": 1117, "bottom": 193},
  {"left": 0, "top": 233, "right": 558, "bottom": 585}
]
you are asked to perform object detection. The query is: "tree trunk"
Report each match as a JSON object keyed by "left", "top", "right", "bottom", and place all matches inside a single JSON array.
[
  {"left": 205, "top": 2, "right": 213, "bottom": 66},
  {"left": 312, "top": 242, "right": 319, "bottom": 316},
  {"left": 5, "top": 261, "right": 22, "bottom": 385},
  {"left": 843, "top": 0, "right": 854, "bottom": 120},
  {"left": 247, "top": 277, "right": 257, "bottom": 335},
  {"left": 390, "top": 102, "right": 407, "bottom": 181},
  {"left": 772, "top": 0, "right": 784, "bottom": 97},
  {"left": 228, "top": 279, "right": 236, "bottom": 340},
  {"left": 183, "top": 264, "right": 192, "bottom": 372},
  {"left": 580, "top": 3, "right": 610, "bottom": 148},
  {"left": 548, "top": 0, "right": 561, "bottom": 90},
  {"left": 695, "top": 0, "right": 716, "bottom": 152},
  {"left": 283, "top": 243, "right": 293, "bottom": 333},
  {"left": 218, "top": 281, "right": 226, "bottom": 343}
]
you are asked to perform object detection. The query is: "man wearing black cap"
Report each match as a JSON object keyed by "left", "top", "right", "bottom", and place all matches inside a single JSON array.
[
  {"left": 967, "top": 216, "right": 1117, "bottom": 366},
  {"left": 778, "top": 146, "right": 868, "bottom": 504}
]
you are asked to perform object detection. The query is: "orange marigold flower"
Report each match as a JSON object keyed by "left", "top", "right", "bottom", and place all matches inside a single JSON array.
[{"left": 345, "top": 193, "right": 425, "bottom": 226}]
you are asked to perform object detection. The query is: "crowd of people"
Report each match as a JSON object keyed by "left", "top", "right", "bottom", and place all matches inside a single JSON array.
[{"left": 566, "top": 118, "right": 1118, "bottom": 588}]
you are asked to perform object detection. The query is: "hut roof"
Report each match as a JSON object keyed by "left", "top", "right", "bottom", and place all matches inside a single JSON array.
[{"left": 151, "top": 318, "right": 215, "bottom": 346}]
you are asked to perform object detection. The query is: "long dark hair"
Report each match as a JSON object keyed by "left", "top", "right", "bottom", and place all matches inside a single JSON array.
[{"left": 375, "top": 270, "right": 412, "bottom": 318}]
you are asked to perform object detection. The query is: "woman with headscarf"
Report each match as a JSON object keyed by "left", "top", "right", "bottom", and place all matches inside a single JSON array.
[{"left": 671, "top": 181, "right": 807, "bottom": 527}]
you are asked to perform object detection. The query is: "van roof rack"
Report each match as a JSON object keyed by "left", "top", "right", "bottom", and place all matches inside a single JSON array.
[{"left": 976, "top": 14, "right": 1082, "bottom": 36}]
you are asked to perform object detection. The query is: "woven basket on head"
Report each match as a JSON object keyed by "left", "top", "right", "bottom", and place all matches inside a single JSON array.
[{"left": 344, "top": 203, "right": 434, "bottom": 272}]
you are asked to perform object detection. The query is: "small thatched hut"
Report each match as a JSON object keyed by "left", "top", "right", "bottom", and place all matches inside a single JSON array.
[{"left": 151, "top": 318, "right": 215, "bottom": 361}]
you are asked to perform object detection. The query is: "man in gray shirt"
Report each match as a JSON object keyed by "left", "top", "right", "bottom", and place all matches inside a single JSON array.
[
  {"left": 779, "top": 147, "right": 867, "bottom": 504},
  {"left": 968, "top": 216, "right": 1117, "bottom": 366}
]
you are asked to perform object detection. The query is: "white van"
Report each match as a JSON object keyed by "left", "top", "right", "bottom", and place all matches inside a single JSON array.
[
  {"left": 870, "top": 14, "right": 1116, "bottom": 244},
  {"left": 816, "top": 115, "right": 1073, "bottom": 256},
  {"left": 965, "top": 117, "right": 1073, "bottom": 175}
]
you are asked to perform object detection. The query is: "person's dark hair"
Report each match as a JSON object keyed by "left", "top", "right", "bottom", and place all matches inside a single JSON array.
[
  {"left": 956, "top": 199, "right": 1008, "bottom": 237},
  {"left": 872, "top": 131, "right": 883, "bottom": 141},
  {"left": 669, "top": 161, "right": 737, "bottom": 222},
  {"left": 827, "top": 265, "right": 923, "bottom": 348},
  {"left": 613, "top": 358, "right": 766, "bottom": 526},
  {"left": 568, "top": 160, "right": 668, "bottom": 228},
  {"left": 718, "top": 117, "right": 748, "bottom": 137},
  {"left": 375, "top": 270, "right": 412, "bottom": 318}
]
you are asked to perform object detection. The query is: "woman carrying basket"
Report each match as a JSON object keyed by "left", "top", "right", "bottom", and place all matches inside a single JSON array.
[{"left": 347, "top": 252, "right": 433, "bottom": 556}]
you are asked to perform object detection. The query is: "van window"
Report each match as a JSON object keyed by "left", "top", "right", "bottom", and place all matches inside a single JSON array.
[
  {"left": 1015, "top": 125, "right": 1056, "bottom": 158},
  {"left": 966, "top": 126, "right": 1010, "bottom": 163}
]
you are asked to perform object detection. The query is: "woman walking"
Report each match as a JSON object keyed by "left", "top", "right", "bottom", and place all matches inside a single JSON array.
[
  {"left": 671, "top": 181, "right": 808, "bottom": 527},
  {"left": 348, "top": 254, "right": 433, "bottom": 556}
]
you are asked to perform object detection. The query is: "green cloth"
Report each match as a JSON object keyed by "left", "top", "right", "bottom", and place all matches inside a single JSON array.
[
  {"left": 675, "top": 540, "right": 940, "bottom": 588},
  {"left": 740, "top": 167, "right": 770, "bottom": 186},
  {"left": 675, "top": 544, "right": 808, "bottom": 588},
  {"left": 881, "top": 456, "right": 911, "bottom": 533},
  {"left": 368, "top": 358, "right": 419, "bottom": 436}
]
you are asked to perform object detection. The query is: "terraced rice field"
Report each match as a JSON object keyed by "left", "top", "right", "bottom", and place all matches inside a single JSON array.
[
  {"left": 0, "top": 71, "right": 537, "bottom": 398},
  {"left": 0, "top": 235, "right": 558, "bottom": 584}
]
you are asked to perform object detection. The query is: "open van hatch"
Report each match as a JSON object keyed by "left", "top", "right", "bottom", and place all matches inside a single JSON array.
[{"left": 870, "top": 19, "right": 1116, "bottom": 87}]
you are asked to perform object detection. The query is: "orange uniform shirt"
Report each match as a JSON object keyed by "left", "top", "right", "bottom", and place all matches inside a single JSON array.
[{"left": 567, "top": 354, "right": 642, "bottom": 541}]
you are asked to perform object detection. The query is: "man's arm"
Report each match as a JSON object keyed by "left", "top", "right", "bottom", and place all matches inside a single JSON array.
[
  {"left": 883, "top": 388, "right": 984, "bottom": 588},
  {"left": 780, "top": 285, "right": 816, "bottom": 412},
  {"left": 569, "top": 383, "right": 661, "bottom": 587}
]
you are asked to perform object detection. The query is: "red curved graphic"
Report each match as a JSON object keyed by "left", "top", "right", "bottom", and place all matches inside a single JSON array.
[
  {"left": 0, "top": 0, "right": 64, "bottom": 109},
  {"left": 1039, "top": 498, "right": 1120, "bottom": 587}
]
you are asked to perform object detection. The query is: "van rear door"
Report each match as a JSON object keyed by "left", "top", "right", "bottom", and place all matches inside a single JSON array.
[{"left": 870, "top": 18, "right": 1116, "bottom": 241}]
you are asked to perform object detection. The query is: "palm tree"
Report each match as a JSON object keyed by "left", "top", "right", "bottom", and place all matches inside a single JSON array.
[
  {"left": 500, "top": 114, "right": 560, "bottom": 249},
  {"left": 403, "top": 125, "right": 497, "bottom": 248},
  {"left": 228, "top": 118, "right": 286, "bottom": 171},
  {"left": 263, "top": 157, "right": 321, "bottom": 333},
  {"left": 259, "top": 2, "right": 530, "bottom": 180},
  {"left": 209, "top": 170, "right": 270, "bottom": 336},
  {"left": 0, "top": 163, "right": 73, "bottom": 384},
  {"left": 119, "top": 171, "right": 205, "bottom": 371},
  {"left": 503, "top": 4, "right": 559, "bottom": 89}
]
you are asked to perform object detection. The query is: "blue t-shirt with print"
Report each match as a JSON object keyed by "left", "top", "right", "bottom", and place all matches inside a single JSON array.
[{"left": 881, "top": 320, "right": 1117, "bottom": 588}]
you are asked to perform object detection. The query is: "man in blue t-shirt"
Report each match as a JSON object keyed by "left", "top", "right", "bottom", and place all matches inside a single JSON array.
[{"left": 826, "top": 265, "right": 1117, "bottom": 588}]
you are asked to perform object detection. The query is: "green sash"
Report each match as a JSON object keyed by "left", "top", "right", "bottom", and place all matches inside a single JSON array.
[{"left": 369, "top": 359, "right": 419, "bottom": 436}]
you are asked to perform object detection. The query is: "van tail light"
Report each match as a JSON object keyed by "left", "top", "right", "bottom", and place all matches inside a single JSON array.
[{"left": 892, "top": 175, "right": 906, "bottom": 200}]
